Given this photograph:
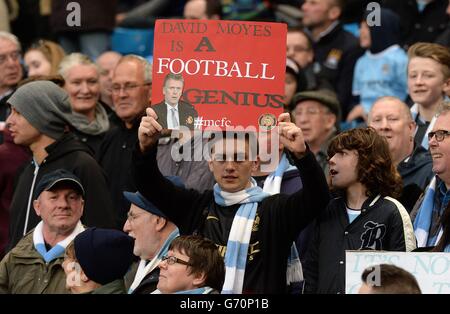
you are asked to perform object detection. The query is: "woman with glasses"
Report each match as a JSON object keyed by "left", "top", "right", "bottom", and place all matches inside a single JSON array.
[
  {"left": 155, "top": 235, "right": 225, "bottom": 294},
  {"left": 24, "top": 39, "right": 66, "bottom": 77}
]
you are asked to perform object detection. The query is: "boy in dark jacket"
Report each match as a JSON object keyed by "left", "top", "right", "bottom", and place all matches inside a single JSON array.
[{"left": 303, "top": 127, "right": 416, "bottom": 294}]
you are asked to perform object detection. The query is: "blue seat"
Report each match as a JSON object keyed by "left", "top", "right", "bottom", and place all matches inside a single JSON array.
[{"left": 111, "top": 27, "right": 154, "bottom": 57}]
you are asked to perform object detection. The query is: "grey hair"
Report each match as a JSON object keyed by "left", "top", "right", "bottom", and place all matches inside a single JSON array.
[
  {"left": 437, "top": 101, "right": 450, "bottom": 117},
  {"left": 0, "top": 31, "right": 21, "bottom": 51},
  {"left": 58, "top": 53, "right": 100, "bottom": 79},
  {"left": 117, "top": 54, "right": 152, "bottom": 83}
]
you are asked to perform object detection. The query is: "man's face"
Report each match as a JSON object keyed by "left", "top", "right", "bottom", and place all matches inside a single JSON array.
[
  {"left": 33, "top": 185, "right": 84, "bottom": 235},
  {"left": 6, "top": 107, "right": 42, "bottom": 146},
  {"left": 163, "top": 79, "right": 184, "bottom": 107},
  {"left": 64, "top": 64, "right": 100, "bottom": 116},
  {"left": 183, "top": 0, "right": 208, "bottom": 19},
  {"left": 123, "top": 204, "right": 160, "bottom": 260},
  {"left": 0, "top": 38, "right": 23, "bottom": 92},
  {"left": 286, "top": 31, "right": 313, "bottom": 68},
  {"left": 368, "top": 100, "right": 415, "bottom": 160},
  {"left": 301, "top": 0, "right": 335, "bottom": 28},
  {"left": 157, "top": 249, "right": 201, "bottom": 293},
  {"left": 408, "top": 57, "right": 449, "bottom": 108},
  {"left": 429, "top": 112, "right": 450, "bottom": 184},
  {"left": 208, "top": 137, "right": 258, "bottom": 193},
  {"left": 97, "top": 52, "right": 121, "bottom": 102},
  {"left": 292, "top": 100, "right": 335, "bottom": 148},
  {"left": 112, "top": 60, "right": 151, "bottom": 125},
  {"left": 328, "top": 149, "right": 359, "bottom": 189}
]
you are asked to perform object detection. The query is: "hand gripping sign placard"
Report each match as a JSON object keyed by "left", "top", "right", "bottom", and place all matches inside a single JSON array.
[{"left": 151, "top": 19, "right": 286, "bottom": 131}]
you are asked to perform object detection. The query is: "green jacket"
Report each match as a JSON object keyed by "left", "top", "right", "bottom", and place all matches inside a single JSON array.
[
  {"left": 0, "top": 230, "right": 69, "bottom": 294},
  {"left": 88, "top": 279, "right": 126, "bottom": 294}
]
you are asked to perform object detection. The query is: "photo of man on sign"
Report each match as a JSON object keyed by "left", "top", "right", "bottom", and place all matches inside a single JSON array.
[{"left": 152, "top": 72, "right": 198, "bottom": 130}]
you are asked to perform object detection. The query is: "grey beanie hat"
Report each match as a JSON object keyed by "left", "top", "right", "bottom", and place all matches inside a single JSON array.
[{"left": 7, "top": 81, "right": 73, "bottom": 140}]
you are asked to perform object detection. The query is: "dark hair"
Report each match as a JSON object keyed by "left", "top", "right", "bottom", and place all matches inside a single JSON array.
[
  {"left": 327, "top": 127, "right": 402, "bottom": 198},
  {"left": 169, "top": 235, "right": 225, "bottom": 291},
  {"left": 205, "top": 0, "right": 223, "bottom": 19},
  {"left": 361, "top": 264, "right": 421, "bottom": 294}
]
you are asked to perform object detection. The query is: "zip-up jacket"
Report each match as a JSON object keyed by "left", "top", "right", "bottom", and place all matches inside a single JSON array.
[
  {"left": 8, "top": 133, "right": 115, "bottom": 250},
  {"left": 303, "top": 195, "right": 416, "bottom": 294}
]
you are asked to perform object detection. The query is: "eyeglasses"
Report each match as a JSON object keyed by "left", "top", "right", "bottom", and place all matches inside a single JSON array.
[
  {"left": 110, "top": 82, "right": 151, "bottom": 94},
  {"left": 0, "top": 50, "right": 21, "bottom": 65},
  {"left": 126, "top": 211, "right": 143, "bottom": 222},
  {"left": 428, "top": 130, "right": 450, "bottom": 142},
  {"left": 161, "top": 255, "right": 192, "bottom": 266}
]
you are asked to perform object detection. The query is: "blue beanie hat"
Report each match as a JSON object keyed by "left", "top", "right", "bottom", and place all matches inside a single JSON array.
[{"left": 74, "top": 228, "right": 135, "bottom": 285}]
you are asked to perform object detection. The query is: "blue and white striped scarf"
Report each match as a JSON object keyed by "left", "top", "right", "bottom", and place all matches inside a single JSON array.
[
  {"left": 33, "top": 221, "right": 84, "bottom": 263},
  {"left": 413, "top": 177, "right": 442, "bottom": 247},
  {"left": 262, "top": 153, "right": 303, "bottom": 285},
  {"left": 214, "top": 178, "right": 269, "bottom": 294},
  {"left": 411, "top": 103, "right": 437, "bottom": 150}
]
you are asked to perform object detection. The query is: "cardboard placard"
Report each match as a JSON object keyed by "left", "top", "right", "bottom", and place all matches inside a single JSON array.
[
  {"left": 346, "top": 251, "right": 450, "bottom": 294},
  {"left": 151, "top": 19, "right": 286, "bottom": 131}
]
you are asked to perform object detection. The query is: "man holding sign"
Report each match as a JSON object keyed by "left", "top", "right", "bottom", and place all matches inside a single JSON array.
[
  {"left": 132, "top": 108, "right": 329, "bottom": 293},
  {"left": 153, "top": 73, "right": 198, "bottom": 130}
]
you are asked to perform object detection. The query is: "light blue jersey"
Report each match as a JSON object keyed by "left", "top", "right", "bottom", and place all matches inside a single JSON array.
[{"left": 352, "top": 45, "right": 408, "bottom": 113}]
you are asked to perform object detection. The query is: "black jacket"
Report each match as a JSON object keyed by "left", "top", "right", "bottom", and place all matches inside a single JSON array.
[
  {"left": 398, "top": 143, "right": 434, "bottom": 213},
  {"left": 8, "top": 133, "right": 115, "bottom": 250},
  {"left": 97, "top": 120, "right": 140, "bottom": 228},
  {"left": 310, "top": 22, "right": 363, "bottom": 118},
  {"left": 382, "top": 0, "right": 449, "bottom": 48},
  {"left": 303, "top": 195, "right": 416, "bottom": 294},
  {"left": 132, "top": 145, "right": 330, "bottom": 293}
]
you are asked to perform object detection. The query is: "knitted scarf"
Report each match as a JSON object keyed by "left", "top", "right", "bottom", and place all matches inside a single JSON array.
[
  {"left": 128, "top": 228, "right": 180, "bottom": 294},
  {"left": 410, "top": 103, "right": 437, "bottom": 149},
  {"left": 262, "top": 153, "right": 303, "bottom": 285},
  {"left": 214, "top": 178, "right": 270, "bottom": 294},
  {"left": 414, "top": 177, "right": 441, "bottom": 247},
  {"left": 33, "top": 221, "right": 84, "bottom": 263}
]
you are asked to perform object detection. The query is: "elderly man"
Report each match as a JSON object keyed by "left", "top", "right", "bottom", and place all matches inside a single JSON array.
[
  {"left": 0, "top": 31, "right": 23, "bottom": 144},
  {"left": 290, "top": 89, "right": 340, "bottom": 175},
  {"left": 123, "top": 185, "right": 179, "bottom": 294},
  {"left": 412, "top": 102, "right": 450, "bottom": 248},
  {"left": 0, "top": 169, "right": 85, "bottom": 293},
  {"left": 97, "top": 55, "right": 152, "bottom": 228},
  {"left": 6, "top": 81, "right": 115, "bottom": 249},
  {"left": 368, "top": 96, "right": 434, "bottom": 212}
]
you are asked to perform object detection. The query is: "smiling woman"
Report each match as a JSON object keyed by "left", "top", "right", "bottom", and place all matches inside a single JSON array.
[{"left": 156, "top": 235, "right": 225, "bottom": 294}]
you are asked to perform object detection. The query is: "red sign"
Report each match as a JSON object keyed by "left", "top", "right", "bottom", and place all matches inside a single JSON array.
[{"left": 151, "top": 19, "right": 286, "bottom": 131}]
